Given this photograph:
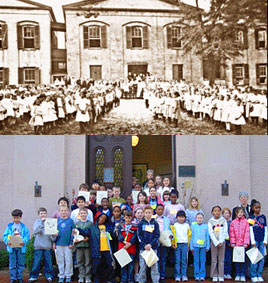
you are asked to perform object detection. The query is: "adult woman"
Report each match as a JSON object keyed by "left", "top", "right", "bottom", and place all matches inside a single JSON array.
[{"left": 232, "top": 191, "right": 251, "bottom": 220}]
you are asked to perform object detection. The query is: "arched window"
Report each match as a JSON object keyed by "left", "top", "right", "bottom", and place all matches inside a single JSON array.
[
  {"left": 113, "top": 147, "right": 123, "bottom": 188},
  {"left": 95, "top": 147, "right": 105, "bottom": 185},
  {"left": 126, "top": 24, "right": 149, "bottom": 49},
  {"left": 17, "top": 21, "right": 40, "bottom": 50},
  {"left": 83, "top": 24, "right": 107, "bottom": 49}
]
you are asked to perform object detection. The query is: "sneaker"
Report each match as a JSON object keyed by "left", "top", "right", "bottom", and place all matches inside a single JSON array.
[
  {"left": 235, "top": 276, "right": 240, "bottom": 282},
  {"left": 200, "top": 278, "right": 205, "bottom": 281},
  {"left": 240, "top": 276, "right": 246, "bottom": 282},
  {"left": 251, "top": 278, "right": 258, "bottom": 282},
  {"left": 58, "top": 279, "right": 64, "bottom": 283},
  {"left": 195, "top": 278, "right": 200, "bottom": 282},
  {"left": 257, "top": 277, "right": 264, "bottom": 282},
  {"left": 28, "top": 279, "right": 37, "bottom": 282},
  {"left": 46, "top": 279, "right": 53, "bottom": 283},
  {"left": 226, "top": 275, "right": 232, "bottom": 280},
  {"left": 85, "top": 280, "right": 92, "bottom": 283},
  {"left": 66, "top": 278, "right": 72, "bottom": 283},
  {"left": 78, "top": 279, "right": 84, "bottom": 283},
  {"left": 175, "top": 277, "right": 181, "bottom": 282},
  {"left": 182, "top": 276, "right": 188, "bottom": 281},
  {"left": 213, "top": 277, "right": 218, "bottom": 282},
  {"left": 218, "top": 278, "right": 224, "bottom": 282}
]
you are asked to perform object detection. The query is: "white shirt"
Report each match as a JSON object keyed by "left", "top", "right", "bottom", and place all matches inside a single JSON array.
[
  {"left": 70, "top": 208, "right": 93, "bottom": 224},
  {"left": 174, "top": 222, "right": 190, "bottom": 244},
  {"left": 208, "top": 216, "right": 228, "bottom": 246}
]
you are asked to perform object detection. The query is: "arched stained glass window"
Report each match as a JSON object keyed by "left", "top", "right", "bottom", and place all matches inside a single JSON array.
[
  {"left": 95, "top": 147, "right": 104, "bottom": 185},
  {"left": 113, "top": 147, "right": 123, "bottom": 189}
]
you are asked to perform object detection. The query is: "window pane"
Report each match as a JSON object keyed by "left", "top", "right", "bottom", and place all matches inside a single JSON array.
[
  {"left": 113, "top": 148, "right": 123, "bottom": 188},
  {"left": 95, "top": 148, "right": 104, "bottom": 185},
  {"left": 58, "top": 62, "right": 66, "bottom": 70},
  {"left": 89, "top": 26, "right": 100, "bottom": 39},
  {"left": 132, "top": 38, "right": 142, "bottom": 48},
  {"left": 259, "top": 65, "right": 267, "bottom": 76},
  {"left": 171, "top": 27, "right": 182, "bottom": 48},
  {"left": 132, "top": 27, "right": 142, "bottom": 37},
  {"left": 0, "top": 69, "right": 3, "bottom": 82},
  {"left": 235, "top": 67, "right": 243, "bottom": 77},
  {"left": 89, "top": 39, "right": 101, "bottom": 47},
  {"left": 23, "top": 26, "right": 35, "bottom": 48},
  {"left": 24, "top": 69, "right": 35, "bottom": 82}
]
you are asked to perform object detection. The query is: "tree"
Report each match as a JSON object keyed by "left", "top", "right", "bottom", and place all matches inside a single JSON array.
[{"left": 177, "top": 0, "right": 267, "bottom": 85}]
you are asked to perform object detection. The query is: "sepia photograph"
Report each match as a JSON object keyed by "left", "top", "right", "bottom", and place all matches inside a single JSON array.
[{"left": 0, "top": 0, "right": 266, "bottom": 135}]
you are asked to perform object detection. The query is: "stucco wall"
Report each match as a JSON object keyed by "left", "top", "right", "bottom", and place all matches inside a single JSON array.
[{"left": 0, "top": 9, "right": 51, "bottom": 84}]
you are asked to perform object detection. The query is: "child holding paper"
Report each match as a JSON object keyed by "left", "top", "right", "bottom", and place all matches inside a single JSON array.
[
  {"left": 53, "top": 206, "right": 75, "bottom": 283},
  {"left": 164, "top": 190, "right": 185, "bottom": 225},
  {"left": 174, "top": 210, "right": 191, "bottom": 282},
  {"left": 208, "top": 206, "right": 228, "bottom": 282},
  {"left": 71, "top": 183, "right": 91, "bottom": 210},
  {"left": 248, "top": 201, "right": 267, "bottom": 282},
  {"left": 117, "top": 210, "right": 138, "bottom": 283},
  {"left": 90, "top": 213, "right": 115, "bottom": 283},
  {"left": 109, "top": 186, "right": 126, "bottom": 209},
  {"left": 222, "top": 208, "right": 233, "bottom": 280},
  {"left": 28, "top": 207, "right": 55, "bottom": 282},
  {"left": 74, "top": 207, "right": 93, "bottom": 283},
  {"left": 190, "top": 212, "right": 210, "bottom": 281},
  {"left": 2, "top": 209, "right": 30, "bottom": 283},
  {"left": 155, "top": 204, "right": 172, "bottom": 283},
  {"left": 229, "top": 207, "right": 250, "bottom": 282},
  {"left": 137, "top": 205, "right": 160, "bottom": 283}
]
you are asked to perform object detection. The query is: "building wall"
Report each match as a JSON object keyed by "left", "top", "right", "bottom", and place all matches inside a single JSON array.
[
  {"left": 0, "top": 9, "right": 52, "bottom": 84},
  {"left": 0, "top": 136, "right": 85, "bottom": 236},
  {"left": 65, "top": 10, "right": 203, "bottom": 82},
  {"left": 175, "top": 135, "right": 268, "bottom": 222}
]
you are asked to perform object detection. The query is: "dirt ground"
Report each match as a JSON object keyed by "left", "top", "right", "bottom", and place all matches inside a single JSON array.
[{"left": 0, "top": 99, "right": 266, "bottom": 135}]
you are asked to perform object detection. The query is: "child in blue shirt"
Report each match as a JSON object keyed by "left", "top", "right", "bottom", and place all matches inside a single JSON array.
[
  {"left": 190, "top": 212, "right": 210, "bottom": 281},
  {"left": 53, "top": 206, "right": 75, "bottom": 283},
  {"left": 249, "top": 201, "right": 267, "bottom": 282},
  {"left": 2, "top": 209, "right": 30, "bottom": 283}
]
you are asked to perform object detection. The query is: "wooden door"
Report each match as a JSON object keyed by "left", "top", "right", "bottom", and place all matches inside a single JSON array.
[
  {"left": 90, "top": 65, "right": 102, "bottom": 81},
  {"left": 86, "top": 135, "right": 132, "bottom": 197}
]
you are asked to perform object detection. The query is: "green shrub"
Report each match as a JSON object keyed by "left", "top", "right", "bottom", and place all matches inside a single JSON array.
[
  {"left": 25, "top": 236, "right": 35, "bottom": 272},
  {"left": 0, "top": 249, "right": 9, "bottom": 269}
]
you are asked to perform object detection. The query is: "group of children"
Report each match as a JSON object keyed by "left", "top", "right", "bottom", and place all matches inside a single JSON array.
[
  {"left": 2, "top": 180, "right": 267, "bottom": 283},
  {"left": 0, "top": 80, "right": 122, "bottom": 133},
  {"left": 144, "top": 79, "right": 267, "bottom": 134}
]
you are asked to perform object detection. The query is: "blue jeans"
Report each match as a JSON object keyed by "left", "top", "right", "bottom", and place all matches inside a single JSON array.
[
  {"left": 224, "top": 243, "right": 232, "bottom": 276},
  {"left": 157, "top": 245, "right": 167, "bottom": 279},
  {"left": 249, "top": 241, "right": 265, "bottom": 278},
  {"left": 193, "top": 247, "right": 206, "bottom": 279},
  {"left": 9, "top": 248, "right": 25, "bottom": 280},
  {"left": 29, "top": 249, "right": 54, "bottom": 279},
  {"left": 174, "top": 243, "right": 188, "bottom": 278},
  {"left": 121, "top": 254, "right": 134, "bottom": 282},
  {"left": 92, "top": 252, "right": 114, "bottom": 283}
]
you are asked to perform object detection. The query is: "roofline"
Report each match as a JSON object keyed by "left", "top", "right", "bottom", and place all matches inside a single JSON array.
[{"left": 0, "top": 0, "right": 57, "bottom": 22}]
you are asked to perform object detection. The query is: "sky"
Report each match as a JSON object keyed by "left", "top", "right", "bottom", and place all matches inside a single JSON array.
[{"left": 34, "top": 0, "right": 211, "bottom": 23}]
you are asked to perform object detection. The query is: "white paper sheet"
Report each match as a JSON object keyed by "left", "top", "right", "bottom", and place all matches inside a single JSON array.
[
  {"left": 114, "top": 248, "right": 133, "bottom": 268},
  {"left": 159, "top": 231, "right": 172, "bottom": 247},
  {"left": 141, "top": 249, "right": 159, "bottom": 267},
  {"left": 44, "top": 218, "right": 58, "bottom": 235},
  {"left": 246, "top": 247, "right": 263, "bottom": 264},
  {"left": 132, "top": 191, "right": 140, "bottom": 204},
  {"left": 233, "top": 246, "right": 245, "bottom": 263},
  {"left": 78, "top": 191, "right": 90, "bottom": 202},
  {"left": 9, "top": 235, "right": 23, "bottom": 248},
  {"left": 96, "top": 191, "right": 108, "bottom": 205}
]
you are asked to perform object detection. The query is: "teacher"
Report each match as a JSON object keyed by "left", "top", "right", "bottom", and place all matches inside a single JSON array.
[{"left": 232, "top": 191, "right": 251, "bottom": 220}]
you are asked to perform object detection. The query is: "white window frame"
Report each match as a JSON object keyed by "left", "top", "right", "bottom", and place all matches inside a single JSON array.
[
  {"left": 259, "top": 64, "right": 267, "bottom": 84},
  {"left": 24, "top": 68, "right": 35, "bottom": 84},
  {"left": 88, "top": 25, "right": 101, "bottom": 48},
  {"left": 171, "top": 26, "right": 182, "bottom": 48},
  {"left": 23, "top": 25, "right": 35, "bottom": 49},
  {"left": 131, "top": 26, "right": 143, "bottom": 48},
  {"left": 258, "top": 30, "right": 267, "bottom": 48}
]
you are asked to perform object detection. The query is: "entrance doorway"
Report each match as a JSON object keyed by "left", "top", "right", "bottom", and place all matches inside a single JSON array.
[
  {"left": 86, "top": 135, "right": 174, "bottom": 197},
  {"left": 90, "top": 65, "right": 102, "bottom": 80},
  {"left": 128, "top": 64, "right": 148, "bottom": 77}
]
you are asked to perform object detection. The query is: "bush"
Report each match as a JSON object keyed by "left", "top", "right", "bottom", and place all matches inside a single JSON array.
[
  {"left": 25, "top": 236, "right": 35, "bottom": 272},
  {"left": 0, "top": 249, "right": 9, "bottom": 269}
]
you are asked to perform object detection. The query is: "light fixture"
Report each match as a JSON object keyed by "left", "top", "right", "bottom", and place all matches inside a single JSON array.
[{"left": 132, "top": 136, "right": 139, "bottom": 147}]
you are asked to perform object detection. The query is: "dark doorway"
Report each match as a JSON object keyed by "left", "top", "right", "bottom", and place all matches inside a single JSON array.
[
  {"left": 90, "top": 65, "right": 102, "bottom": 80},
  {"left": 128, "top": 64, "right": 148, "bottom": 77}
]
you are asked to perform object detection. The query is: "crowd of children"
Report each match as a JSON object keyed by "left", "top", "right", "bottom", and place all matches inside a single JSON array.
[
  {"left": 145, "top": 79, "right": 267, "bottom": 134},
  {"left": 0, "top": 80, "right": 122, "bottom": 133},
  {"left": 2, "top": 173, "right": 267, "bottom": 283}
]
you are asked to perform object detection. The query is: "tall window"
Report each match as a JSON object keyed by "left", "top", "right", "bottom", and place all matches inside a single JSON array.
[
  {"left": 167, "top": 26, "right": 182, "bottom": 49},
  {"left": 95, "top": 147, "right": 105, "bottom": 185},
  {"left": 24, "top": 68, "right": 35, "bottom": 84},
  {"left": 113, "top": 147, "right": 123, "bottom": 188},
  {"left": 0, "top": 68, "right": 3, "bottom": 83},
  {"left": 236, "top": 31, "right": 244, "bottom": 44},
  {"left": 17, "top": 23, "right": 40, "bottom": 50},
  {"left": 232, "top": 64, "right": 249, "bottom": 85},
  {"left": 126, "top": 25, "right": 149, "bottom": 49},
  {"left": 256, "top": 64, "right": 267, "bottom": 85},
  {"left": 0, "top": 22, "right": 8, "bottom": 49},
  {"left": 83, "top": 25, "right": 107, "bottom": 49},
  {"left": 256, "top": 29, "right": 267, "bottom": 49}
]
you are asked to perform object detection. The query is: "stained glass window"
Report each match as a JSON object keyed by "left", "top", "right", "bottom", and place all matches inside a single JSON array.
[
  {"left": 95, "top": 147, "right": 104, "bottom": 185},
  {"left": 113, "top": 147, "right": 123, "bottom": 189}
]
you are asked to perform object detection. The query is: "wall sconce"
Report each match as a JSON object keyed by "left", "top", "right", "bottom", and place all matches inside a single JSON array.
[
  {"left": 132, "top": 136, "right": 139, "bottom": 147},
  {"left": 34, "top": 181, "right": 42, "bottom": 197},
  {"left": 221, "top": 180, "right": 229, "bottom": 196}
]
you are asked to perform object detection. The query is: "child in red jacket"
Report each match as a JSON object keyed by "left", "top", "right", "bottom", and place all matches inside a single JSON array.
[
  {"left": 229, "top": 207, "right": 250, "bottom": 282},
  {"left": 117, "top": 210, "right": 137, "bottom": 283}
]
